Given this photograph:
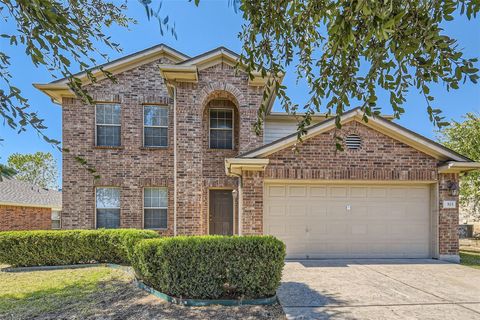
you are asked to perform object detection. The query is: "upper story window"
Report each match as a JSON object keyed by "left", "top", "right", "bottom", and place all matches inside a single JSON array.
[
  {"left": 144, "top": 105, "right": 168, "bottom": 147},
  {"left": 96, "top": 104, "right": 121, "bottom": 147},
  {"left": 96, "top": 187, "right": 120, "bottom": 229},
  {"left": 209, "top": 109, "right": 234, "bottom": 149}
]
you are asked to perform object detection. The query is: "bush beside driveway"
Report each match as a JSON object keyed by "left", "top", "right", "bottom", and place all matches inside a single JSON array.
[
  {"left": 0, "top": 265, "right": 285, "bottom": 320},
  {"left": 0, "top": 230, "right": 287, "bottom": 319}
]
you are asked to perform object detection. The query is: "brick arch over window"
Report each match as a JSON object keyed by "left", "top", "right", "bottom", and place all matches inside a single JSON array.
[
  {"left": 199, "top": 82, "right": 246, "bottom": 112},
  {"left": 202, "top": 97, "right": 240, "bottom": 151}
]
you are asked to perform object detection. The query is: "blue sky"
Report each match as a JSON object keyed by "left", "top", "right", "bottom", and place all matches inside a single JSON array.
[{"left": 1, "top": 1, "right": 479, "bottom": 186}]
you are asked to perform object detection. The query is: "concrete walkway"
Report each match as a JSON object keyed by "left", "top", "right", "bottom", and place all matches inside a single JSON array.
[{"left": 278, "top": 259, "right": 480, "bottom": 319}]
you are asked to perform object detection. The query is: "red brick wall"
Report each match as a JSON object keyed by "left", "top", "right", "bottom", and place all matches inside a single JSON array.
[
  {"left": 241, "top": 171, "right": 264, "bottom": 235},
  {"left": 62, "top": 57, "right": 175, "bottom": 235},
  {"left": 0, "top": 205, "right": 51, "bottom": 231},
  {"left": 438, "top": 173, "right": 460, "bottom": 255},
  {"left": 62, "top": 59, "right": 264, "bottom": 236},
  {"left": 174, "top": 63, "right": 264, "bottom": 235},
  {"left": 265, "top": 121, "right": 438, "bottom": 181}
]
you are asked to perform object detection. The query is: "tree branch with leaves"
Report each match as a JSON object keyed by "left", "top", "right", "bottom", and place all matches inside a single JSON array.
[
  {"left": 439, "top": 113, "right": 480, "bottom": 221},
  {"left": 0, "top": 0, "right": 174, "bottom": 178},
  {"left": 233, "top": 0, "right": 479, "bottom": 143}
]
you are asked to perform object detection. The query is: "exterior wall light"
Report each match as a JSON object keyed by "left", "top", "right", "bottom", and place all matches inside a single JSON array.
[{"left": 447, "top": 180, "right": 459, "bottom": 196}]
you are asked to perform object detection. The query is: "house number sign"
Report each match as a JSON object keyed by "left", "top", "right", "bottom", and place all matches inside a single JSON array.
[{"left": 443, "top": 200, "right": 456, "bottom": 209}]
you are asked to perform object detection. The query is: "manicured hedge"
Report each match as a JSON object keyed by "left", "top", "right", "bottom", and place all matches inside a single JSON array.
[
  {"left": 132, "top": 235, "right": 286, "bottom": 300},
  {"left": 0, "top": 229, "right": 159, "bottom": 267}
]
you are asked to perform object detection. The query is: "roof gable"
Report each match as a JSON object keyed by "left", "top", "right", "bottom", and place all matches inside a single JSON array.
[
  {"left": 34, "top": 43, "right": 189, "bottom": 103},
  {"left": 177, "top": 46, "right": 240, "bottom": 71},
  {"left": 241, "top": 108, "right": 471, "bottom": 162}
]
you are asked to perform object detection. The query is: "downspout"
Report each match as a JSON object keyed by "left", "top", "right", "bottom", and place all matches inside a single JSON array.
[{"left": 173, "top": 85, "right": 178, "bottom": 236}]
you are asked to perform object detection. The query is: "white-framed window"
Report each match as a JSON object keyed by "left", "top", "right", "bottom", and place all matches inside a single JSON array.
[
  {"left": 143, "top": 105, "right": 168, "bottom": 147},
  {"left": 96, "top": 187, "right": 120, "bottom": 229},
  {"left": 143, "top": 187, "right": 167, "bottom": 229},
  {"left": 96, "top": 104, "right": 121, "bottom": 146},
  {"left": 51, "top": 210, "right": 61, "bottom": 229},
  {"left": 209, "top": 109, "right": 234, "bottom": 149}
]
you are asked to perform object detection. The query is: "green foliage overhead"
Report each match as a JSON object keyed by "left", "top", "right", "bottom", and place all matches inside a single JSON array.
[
  {"left": 0, "top": 229, "right": 159, "bottom": 267},
  {"left": 439, "top": 113, "right": 480, "bottom": 219},
  {"left": 233, "top": 0, "right": 480, "bottom": 139},
  {"left": 7, "top": 151, "right": 58, "bottom": 189},
  {"left": 1, "top": 0, "right": 175, "bottom": 179},
  {"left": 132, "top": 235, "right": 286, "bottom": 299}
]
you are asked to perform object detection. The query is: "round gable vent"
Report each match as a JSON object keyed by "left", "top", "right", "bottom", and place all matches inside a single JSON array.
[{"left": 345, "top": 134, "right": 362, "bottom": 150}]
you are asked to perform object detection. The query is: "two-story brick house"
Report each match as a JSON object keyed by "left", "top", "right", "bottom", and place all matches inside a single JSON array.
[{"left": 35, "top": 44, "right": 480, "bottom": 262}]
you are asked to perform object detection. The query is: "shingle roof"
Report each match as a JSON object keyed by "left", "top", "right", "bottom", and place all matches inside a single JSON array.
[{"left": 0, "top": 179, "right": 62, "bottom": 209}]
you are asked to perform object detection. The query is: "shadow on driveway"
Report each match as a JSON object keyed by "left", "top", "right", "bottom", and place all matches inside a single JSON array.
[{"left": 278, "top": 281, "right": 346, "bottom": 319}]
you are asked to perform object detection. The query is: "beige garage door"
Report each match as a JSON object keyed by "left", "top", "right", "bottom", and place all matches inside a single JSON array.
[{"left": 264, "top": 183, "right": 431, "bottom": 259}]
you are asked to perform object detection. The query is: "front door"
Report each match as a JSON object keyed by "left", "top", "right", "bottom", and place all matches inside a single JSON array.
[{"left": 209, "top": 190, "right": 233, "bottom": 235}]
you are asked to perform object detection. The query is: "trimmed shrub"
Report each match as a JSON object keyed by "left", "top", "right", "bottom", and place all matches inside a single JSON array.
[
  {"left": 132, "top": 235, "right": 286, "bottom": 300},
  {"left": 0, "top": 229, "right": 159, "bottom": 267}
]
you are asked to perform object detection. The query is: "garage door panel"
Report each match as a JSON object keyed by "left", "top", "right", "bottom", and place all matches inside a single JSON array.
[
  {"left": 266, "top": 204, "right": 287, "bottom": 217},
  {"left": 350, "top": 187, "right": 368, "bottom": 198},
  {"left": 310, "top": 186, "right": 327, "bottom": 197},
  {"left": 368, "top": 187, "right": 388, "bottom": 198},
  {"left": 267, "top": 185, "right": 286, "bottom": 197},
  {"left": 288, "top": 186, "right": 307, "bottom": 197},
  {"left": 264, "top": 183, "right": 431, "bottom": 259},
  {"left": 330, "top": 186, "right": 348, "bottom": 198},
  {"left": 307, "top": 205, "right": 327, "bottom": 218},
  {"left": 288, "top": 204, "right": 308, "bottom": 216}
]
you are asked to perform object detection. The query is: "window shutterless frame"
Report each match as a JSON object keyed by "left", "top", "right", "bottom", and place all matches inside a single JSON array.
[
  {"left": 142, "top": 105, "right": 169, "bottom": 148},
  {"left": 209, "top": 108, "right": 234, "bottom": 150},
  {"left": 142, "top": 187, "right": 168, "bottom": 230},
  {"left": 95, "top": 104, "right": 121, "bottom": 147},
  {"left": 51, "top": 209, "right": 61, "bottom": 229},
  {"left": 95, "top": 186, "right": 121, "bottom": 229}
]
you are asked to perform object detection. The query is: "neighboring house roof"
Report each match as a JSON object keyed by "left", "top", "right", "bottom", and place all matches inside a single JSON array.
[
  {"left": 225, "top": 108, "right": 480, "bottom": 175},
  {"left": 33, "top": 43, "right": 189, "bottom": 103},
  {"left": 0, "top": 179, "right": 62, "bottom": 209}
]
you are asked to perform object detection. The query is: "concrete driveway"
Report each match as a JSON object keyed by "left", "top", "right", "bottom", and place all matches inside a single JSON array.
[{"left": 278, "top": 259, "right": 480, "bottom": 319}]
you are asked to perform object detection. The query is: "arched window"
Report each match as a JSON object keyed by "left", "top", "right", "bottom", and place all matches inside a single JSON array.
[{"left": 208, "top": 100, "right": 235, "bottom": 149}]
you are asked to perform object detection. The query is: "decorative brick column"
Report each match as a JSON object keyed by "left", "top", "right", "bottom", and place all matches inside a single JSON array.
[
  {"left": 438, "top": 173, "right": 460, "bottom": 262},
  {"left": 241, "top": 171, "right": 264, "bottom": 235}
]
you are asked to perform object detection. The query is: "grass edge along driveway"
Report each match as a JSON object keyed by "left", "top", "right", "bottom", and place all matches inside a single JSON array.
[{"left": 460, "top": 250, "right": 480, "bottom": 270}]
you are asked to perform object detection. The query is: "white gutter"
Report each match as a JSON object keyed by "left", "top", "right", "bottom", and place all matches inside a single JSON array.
[
  {"left": 228, "top": 171, "right": 243, "bottom": 236},
  {"left": 237, "top": 176, "right": 243, "bottom": 236},
  {"left": 438, "top": 161, "right": 480, "bottom": 173},
  {"left": 173, "top": 85, "right": 178, "bottom": 236}
]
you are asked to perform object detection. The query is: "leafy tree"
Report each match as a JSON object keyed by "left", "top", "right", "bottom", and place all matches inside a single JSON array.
[
  {"left": 232, "top": 0, "right": 480, "bottom": 141},
  {"left": 0, "top": 0, "right": 174, "bottom": 178},
  {"left": 7, "top": 152, "right": 59, "bottom": 189},
  {"left": 439, "top": 113, "right": 480, "bottom": 220},
  {"left": 1, "top": 0, "right": 479, "bottom": 178},
  {"left": 0, "top": 163, "right": 16, "bottom": 181}
]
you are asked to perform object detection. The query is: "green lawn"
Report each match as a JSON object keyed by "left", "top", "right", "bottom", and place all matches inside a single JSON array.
[
  {"left": 460, "top": 250, "right": 480, "bottom": 269},
  {"left": 0, "top": 266, "right": 132, "bottom": 319},
  {"left": 0, "top": 265, "right": 284, "bottom": 320}
]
